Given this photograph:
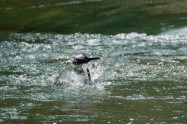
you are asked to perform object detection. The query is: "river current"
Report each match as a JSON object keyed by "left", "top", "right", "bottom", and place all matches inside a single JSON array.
[{"left": 0, "top": 31, "right": 187, "bottom": 123}]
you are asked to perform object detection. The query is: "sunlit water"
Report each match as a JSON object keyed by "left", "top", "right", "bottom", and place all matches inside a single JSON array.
[{"left": 0, "top": 32, "right": 187, "bottom": 123}]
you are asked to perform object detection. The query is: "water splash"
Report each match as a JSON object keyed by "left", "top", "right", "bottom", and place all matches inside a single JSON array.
[
  {"left": 1, "top": 32, "right": 187, "bottom": 123},
  {"left": 2, "top": 32, "right": 187, "bottom": 86}
]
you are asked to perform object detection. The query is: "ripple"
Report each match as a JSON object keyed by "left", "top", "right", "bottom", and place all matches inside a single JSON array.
[{"left": 1, "top": 32, "right": 187, "bottom": 123}]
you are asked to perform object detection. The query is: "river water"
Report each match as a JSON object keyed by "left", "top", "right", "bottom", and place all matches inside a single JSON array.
[
  {"left": 1, "top": 0, "right": 187, "bottom": 123},
  {"left": 0, "top": 31, "right": 187, "bottom": 123}
]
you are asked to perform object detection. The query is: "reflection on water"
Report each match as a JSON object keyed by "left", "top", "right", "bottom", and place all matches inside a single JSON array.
[{"left": 0, "top": 32, "right": 187, "bottom": 123}]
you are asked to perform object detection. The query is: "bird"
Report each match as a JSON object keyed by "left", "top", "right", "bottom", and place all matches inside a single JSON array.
[
  {"left": 72, "top": 53, "right": 100, "bottom": 65},
  {"left": 54, "top": 53, "right": 100, "bottom": 86},
  {"left": 72, "top": 53, "right": 100, "bottom": 83}
]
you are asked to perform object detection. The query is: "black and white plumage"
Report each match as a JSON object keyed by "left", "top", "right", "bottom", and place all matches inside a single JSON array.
[
  {"left": 54, "top": 53, "right": 100, "bottom": 86},
  {"left": 72, "top": 54, "right": 100, "bottom": 65},
  {"left": 72, "top": 54, "right": 100, "bottom": 83}
]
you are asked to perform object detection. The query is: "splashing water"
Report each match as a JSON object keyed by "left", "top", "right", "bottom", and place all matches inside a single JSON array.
[{"left": 0, "top": 32, "right": 187, "bottom": 123}]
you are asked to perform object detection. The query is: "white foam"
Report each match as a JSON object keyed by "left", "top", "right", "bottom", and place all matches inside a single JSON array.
[{"left": 161, "top": 27, "right": 187, "bottom": 36}]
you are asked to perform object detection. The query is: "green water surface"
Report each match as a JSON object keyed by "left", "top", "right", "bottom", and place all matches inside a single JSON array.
[
  {"left": 1, "top": 0, "right": 187, "bottom": 34},
  {"left": 0, "top": 1, "right": 187, "bottom": 124}
]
